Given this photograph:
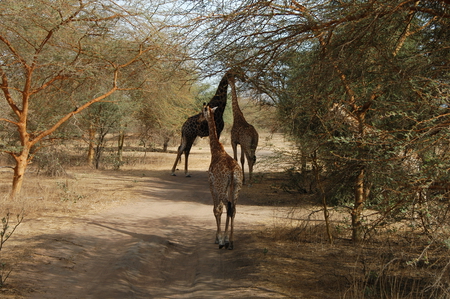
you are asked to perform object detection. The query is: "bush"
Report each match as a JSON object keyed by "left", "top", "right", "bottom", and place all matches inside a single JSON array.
[{"left": 0, "top": 210, "right": 23, "bottom": 287}]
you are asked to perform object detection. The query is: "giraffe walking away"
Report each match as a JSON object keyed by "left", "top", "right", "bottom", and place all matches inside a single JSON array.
[
  {"left": 229, "top": 75, "right": 259, "bottom": 185},
  {"left": 171, "top": 71, "right": 232, "bottom": 177},
  {"left": 203, "top": 103, "right": 243, "bottom": 250}
]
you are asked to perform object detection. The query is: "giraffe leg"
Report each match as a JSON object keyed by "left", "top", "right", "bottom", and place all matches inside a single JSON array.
[
  {"left": 171, "top": 146, "right": 184, "bottom": 176},
  {"left": 231, "top": 141, "right": 238, "bottom": 161},
  {"left": 183, "top": 144, "right": 193, "bottom": 177},
  {"left": 228, "top": 214, "right": 235, "bottom": 250},
  {"left": 225, "top": 202, "right": 236, "bottom": 250},
  {"left": 184, "top": 151, "right": 191, "bottom": 177},
  {"left": 224, "top": 213, "right": 230, "bottom": 249},
  {"left": 214, "top": 203, "right": 223, "bottom": 246},
  {"left": 240, "top": 148, "right": 246, "bottom": 185},
  {"left": 224, "top": 201, "right": 235, "bottom": 249},
  {"left": 248, "top": 158, "right": 254, "bottom": 186},
  {"left": 245, "top": 148, "right": 256, "bottom": 186}
]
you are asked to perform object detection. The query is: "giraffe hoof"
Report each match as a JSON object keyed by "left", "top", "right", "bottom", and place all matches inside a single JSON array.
[
  {"left": 224, "top": 241, "right": 230, "bottom": 249},
  {"left": 171, "top": 173, "right": 176, "bottom": 176},
  {"left": 219, "top": 244, "right": 225, "bottom": 249},
  {"left": 185, "top": 174, "right": 191, "bottom": 177},
  {"left": 227, "top": 242, "right": 234, "bottom": 250}
]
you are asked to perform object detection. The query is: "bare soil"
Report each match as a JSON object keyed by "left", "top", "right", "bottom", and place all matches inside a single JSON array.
[{"left": 0, "top": 136, "right": 383, "bottom": 298}]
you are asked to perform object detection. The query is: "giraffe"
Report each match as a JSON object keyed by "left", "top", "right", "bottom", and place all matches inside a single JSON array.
[
  {"left": 229, "top": 75, "right": 259, "bottom": 185},
  {"left": 171, "top": 71, "right": 232, "bottom": 177},
  {"left": 203, "top": 103, "right": 243, "bottom": 250}
]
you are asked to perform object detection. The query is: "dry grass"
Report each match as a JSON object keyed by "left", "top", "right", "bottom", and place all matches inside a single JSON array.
[
  {"left": 0, "top": 148, "right": 183, "bottom": 218},
  {"left": 1, "top": 171, "right": 120, "bottom": 218}
]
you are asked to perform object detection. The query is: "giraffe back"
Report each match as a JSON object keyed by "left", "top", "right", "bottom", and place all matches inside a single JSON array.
[{"left": 208, "top": 154, "right": 243, "bottom": 204}]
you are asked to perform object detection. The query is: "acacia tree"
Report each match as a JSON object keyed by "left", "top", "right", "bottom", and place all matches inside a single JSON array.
[
  {"left": 0, "top": 0, "right": 189, "bottom": 198},
  {"left": 135, "top": 71, "right": 202, "bottom": 153},
  {"left": 183, "top": 0, "right": 450, "bottom": 242},
  {"left": 276, "top": 1, "right": 450, "bottom": 242},
  {"left": 80, "top": 101, "right": 121, "bottom": 169}
]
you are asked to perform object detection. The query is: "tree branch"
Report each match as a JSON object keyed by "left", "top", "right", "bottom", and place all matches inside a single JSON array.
[
  {"left": 0, "top": 118, "right": 19, "bottom": 127},
  {"left": 29, "top": 69, "right": 120, "bottom": 147},
  {"left": 0, "top": 72, "right": 21, "bottom": 117},
  {"left": 29, "top": 74, "right": 68, "bottom": 96},
  {"left": 0, "top": 35, "right": 28, "bottom": 68}
]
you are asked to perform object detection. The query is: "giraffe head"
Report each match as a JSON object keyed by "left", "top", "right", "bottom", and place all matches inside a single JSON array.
[
  {"left": 226, "top": 66, "right": 247, "bottom": 83},
  {"left": 202, "top": 103, "right": 218, "bottom": 122},
  {"left": 197, "top": 102, "right": 207, "bottom": 123}
]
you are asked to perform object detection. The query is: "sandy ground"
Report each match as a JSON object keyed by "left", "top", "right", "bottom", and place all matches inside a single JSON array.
[
  {"left": 2, "top": 135, "right": 324, "bottom": 299},
  {"left": 12, "top": 175, "right": 285, "bottom": 298}
]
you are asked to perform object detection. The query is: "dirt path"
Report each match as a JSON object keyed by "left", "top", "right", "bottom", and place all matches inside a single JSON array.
[
  {"left": 2, "top": 134, "right": 434, "bottom": 298},
  {"left": 0, "top": 135, "right": 332, "bottom": 299},
  {"left": 3, "top": 138, "right": 301, "bottom": 298}
]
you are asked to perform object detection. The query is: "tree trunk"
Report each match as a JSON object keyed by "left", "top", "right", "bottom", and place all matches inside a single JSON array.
[
  {"left": 95, "top": 144, "right": 101, "bottom": 170},
  {"left": 94, "top": 128, "right": 107, "bottom": 170},
  {"left": 10, "top": 147, "right": 30, "bottom": 200},
  {"left": 163, "top": 136, "right": 170, "bottom": 152},
  {"left": 301, "top": 151, "right": 307, "bottom": 174},
  {"left": 87, "top": 124, "right": 95, "bottom": 166},
  {"left": 117, "top": 129, "right": 125, "bottom": 163},
  {"left": 351, "top": 168, "right": 365, "bottom": 242},
  {"left": 312, "top": 151, "right": 333, "bottom": 244}
]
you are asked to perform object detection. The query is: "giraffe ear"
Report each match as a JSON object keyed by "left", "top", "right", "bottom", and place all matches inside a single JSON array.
[{"left": 211, "top": 106, "right": 218, "bottom": 112}]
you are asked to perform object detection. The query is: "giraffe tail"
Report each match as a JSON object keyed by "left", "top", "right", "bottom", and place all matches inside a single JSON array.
[{"left": 227, "top": 201, "right": 234, "bottom": 218}]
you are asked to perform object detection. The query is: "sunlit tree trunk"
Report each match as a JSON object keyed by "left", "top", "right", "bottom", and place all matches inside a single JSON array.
[
  {"left": 8, "top": 84, "right": 32, "bottom": 199},
  {"left": 10, "top": 147, "right": 30, "bottom": 200},
  {"left": 333, "top": 62, "right": 376, "bottom": 243}
]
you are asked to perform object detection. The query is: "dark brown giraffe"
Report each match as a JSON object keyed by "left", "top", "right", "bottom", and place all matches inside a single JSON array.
[
  {"left": 229, "top": 75, "right": 259, "bottom": 185},
  {"left": 171, "top": 70, "right": 232, "bottom": 177},
  {"left": 203, "top": 103, "right": 243, "bottom": 250}
]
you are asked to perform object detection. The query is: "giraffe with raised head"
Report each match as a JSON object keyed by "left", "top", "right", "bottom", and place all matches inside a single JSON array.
[
  {"left": 171, "top": 71, "right": 232, "bottom": 177},
  {"left": 229, "top": 75, "right": 259, "bottom": 185},
  {"left": 203, "top": 103, "right": 243, "bottom": 250}
]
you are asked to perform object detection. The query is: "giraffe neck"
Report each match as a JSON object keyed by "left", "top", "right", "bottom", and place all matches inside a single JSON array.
[
  {"left": 229, "top": 76, "right": 247, "bottom": 123},
  {"left": 208, "top": 72, "right": 230, "bottom": 115},
  {"left": 206, "top": 108, "right": 225, "bottom": 156}
]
